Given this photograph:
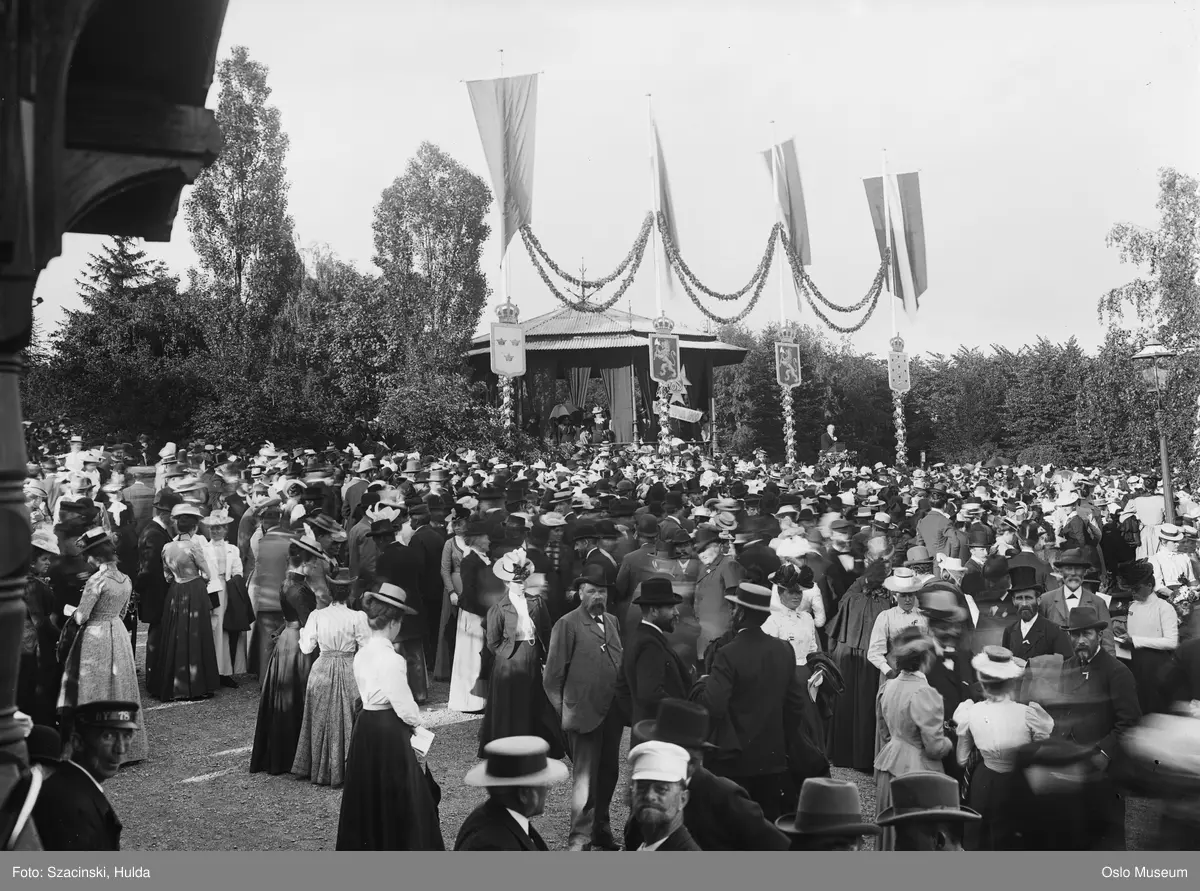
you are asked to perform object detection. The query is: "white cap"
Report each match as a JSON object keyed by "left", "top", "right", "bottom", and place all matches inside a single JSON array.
[{"left": 629, "top": 741, "right": 690, "bottom": 783}]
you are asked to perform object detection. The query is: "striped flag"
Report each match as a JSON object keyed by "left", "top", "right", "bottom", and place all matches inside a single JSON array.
[
  {"left": 864, "top": 172, "right": 927, "bottom": 317},
  {"left": 760, "top": 139, "right": 811, "bottom": 265},
  {"left": 466, "top": 73, "right": 539, "bottom": 261},
  {"left": 651, "top": 118, "right": 680, "bottom": 251}
]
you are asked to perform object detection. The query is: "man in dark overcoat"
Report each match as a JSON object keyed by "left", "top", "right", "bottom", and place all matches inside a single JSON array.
[
  {"left": 136, "top": 489, "right": 179, "bottom": 694},
  {"left": 455, "top": 737, "right": 569, "bottom": 851}
]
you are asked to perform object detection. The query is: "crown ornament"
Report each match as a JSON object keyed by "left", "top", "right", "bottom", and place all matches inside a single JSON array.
[
  {"left": 889, "top": 335, "right": 905, "bottom": 352},
  {"left": 496, "top": 301, "right": 520, "bottom": 324},
  {"left": 653, "top": 314, "right": 675, "bottom": 335}
]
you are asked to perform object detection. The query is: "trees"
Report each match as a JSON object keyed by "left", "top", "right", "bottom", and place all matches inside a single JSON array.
[
  {"left": 372, "top": 141, "right": 493, "bottom": 372},
  {"left": 185, "top": 45, "right": 302, "bottom": 316}
]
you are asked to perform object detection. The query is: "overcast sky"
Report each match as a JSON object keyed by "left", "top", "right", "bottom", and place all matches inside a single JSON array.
[{"left": 33, "top": 0, "right": 1200, "bottom": 357}]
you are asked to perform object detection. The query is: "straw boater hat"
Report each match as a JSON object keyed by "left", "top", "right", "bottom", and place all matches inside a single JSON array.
[
  {"left": 971, "top": 645, "right": 1026, "bottom": 682},
  {"left": 291, "top": 526, "right": 328, "bottom": 561},
  {"left": 725, "top": 582, "right": 773, "bottom": 612},
  {"left": 170, "top": 502, "right": 203, "bottom": 520},
  {"left": 1157, "top": 523, "right": 1183, "bottom": 543},
  {"left": 776, "top": 778, "right": 882, "bottom": 839},
  {"left": 201, "top": 508, "right": 234, "bottom": 527},
  {"left": 875, "top": 771, "right": 981, "bottom": 826},
  {"left": 464, "top": 736, "right": 568, "bottom": 787},
  {"left": 364, "top": 582, "right": 417, "bottom": 615},
  {"left": 76, "top": 527, "right": 112, "bottom": 555},
  {"left": 882, "top": 567, "right": 923, "bottom": 594}
]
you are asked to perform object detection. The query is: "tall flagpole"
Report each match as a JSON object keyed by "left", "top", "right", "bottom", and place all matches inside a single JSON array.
[
  {"left": 647, "top": 94, "right": 672, "bottom": 457},
  {"left": 495, "top": 50, "right": 514, "bottom": 445},
  {"left": 771, "top": 122, "right": 785, "bottom": 325},
  {"left": 883, "top": 149, "right": 907, "bottom": 469}
]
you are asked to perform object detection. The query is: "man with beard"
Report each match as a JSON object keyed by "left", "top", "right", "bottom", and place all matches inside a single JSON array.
[
  {"left": 1039, "top": 549, "right": 1114, "bottom": 655},
  {"left": 1002, "top": 565, "right": 1072, "bottom": 662},
  {"left": 1048, "top": 606, "right": 1142, "bottom": 850},
  {"left": 917, "top": 584, "right": 975, "bottom": 786},
  {"left": 31, "top": 701, "right": 141, "bottom": 850},
  {"left": 615, "top": 577, "right": 692, "bottom": 747},
  {"left": 626, "top": 741, "right": 701, "bottom": 850},
  {"left": 543, "top": 570, "right": 625, "bottom": 851},
  {"left": 623, "top": 699, "right": 790, "bottom": 851}
]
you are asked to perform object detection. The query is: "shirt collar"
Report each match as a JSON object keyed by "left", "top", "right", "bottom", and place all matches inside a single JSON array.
[
  {"left": 506, "top": 808, "right": 531, "bottom": 835},
  {"left": 641, "top": 619, "right": 664, "bottom": 635},
  {"left": 66, "top": 759, "right": 107, "bottom": 797}
]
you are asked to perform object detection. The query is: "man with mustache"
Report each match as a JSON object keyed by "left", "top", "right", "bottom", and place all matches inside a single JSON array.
[
  {"left": 31, "top": 700, "right": 140, "bottom": 850},
  {"left": 1048, "top": 606, "right": 1142, "bottom": 850},
  {"left": 627, "top": 740, "right": 701, "bottom": 850},
  {"left": 1038, "top": 549, "right": 1114, "bottom": 656},
  {"left": 614, "top": 577, "right": 691, "bottom": 748},
  {"left": 1002, "top": 565, "right": 1073, "bottom": 662}
]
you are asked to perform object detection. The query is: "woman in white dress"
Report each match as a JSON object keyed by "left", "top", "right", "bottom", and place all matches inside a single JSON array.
[
  {"left": 200, "top": 509, "right": 246, "bottom": 686},
  {"left": 449, "top": 522, "right": 499, "bottom": 713},
  {"left": 953, "top": 646, "right": 1054, "bottom": 850},
  {"left": 293, "top": 569, "right": 370, "bottom": 786}
]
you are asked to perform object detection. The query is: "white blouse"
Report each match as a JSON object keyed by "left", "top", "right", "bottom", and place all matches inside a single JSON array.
[
  {"left": 300, "top": 602, "right": 370, "bottom": 656},
  {"left": 761, "top": 607, "right": 819, "bottom": 664},
  {"left": 954, "top": 698, "right": 1054, "bottom": 773},
  {"left": 867, "top": 607, "right": 929, "bottom": 674},
  {"left": 1121, "top": 596, "right": 1179, "bottom": 660},
  {"left": 353, "top": 636, "right": 423, "bottom": 727}
]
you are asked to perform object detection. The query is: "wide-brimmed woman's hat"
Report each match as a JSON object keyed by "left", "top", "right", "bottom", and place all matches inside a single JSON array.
[
  {"left": 1063, "top": 606, "right": 1108, "bottom": 633},
  {"left": 201, "top": 508, "right": 234, "bottom": 527},
  {"left": 492, "top": 547, "right": 533, "bottom": 582},
  {"left": 76, "top": 527, "right": 112, "bottom": 555},
  {"left": 776, "top": 778, "right": 881, "bottom": 838},
  {"left": 364, "top": 582, "right": 418, "bottom": 615},
  {"left": 464, "top": 735, "right": 569, "bottom": 788},
  {"left": 633, "top": 576, "right": 683, "bottom": 607},
  {"left": 31, "top": 529, "right": 61, "bottom": 557},
  {"left": 724, "top": 582, "right": 773, "bottom": 612},
  {"left": 971, "top": 645, "right": 1026, "bottom": 681},
  {"left": 291, "top": 526, "right": 327, "bottom": 561},
  {"left": 883, "top": 567, "right": 923, "bottom": 594},
  {"left": 875, "top": 771, "right": 981, "bottom": 826},
  {"left": 303, "top": 511, "right": 348, "bottom": 542}
]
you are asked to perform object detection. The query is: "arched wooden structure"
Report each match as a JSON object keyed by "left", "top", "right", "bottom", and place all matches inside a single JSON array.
[{"left": 0, "top": 0, "right": 228, "bottom": 849}]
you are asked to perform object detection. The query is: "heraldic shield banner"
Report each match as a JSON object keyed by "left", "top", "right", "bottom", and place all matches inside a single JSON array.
[
  {"left": 775, "top": 342, "right": 802, "bottom": 388},
  {"left": 649, "top": 334, "right": 680, "bottom": 385},
  {"left": 491, "top": 323, "right": 526, "bottom": 377},
  {"left": 888, "top": 350, "right": 911, "bottom": 393}
]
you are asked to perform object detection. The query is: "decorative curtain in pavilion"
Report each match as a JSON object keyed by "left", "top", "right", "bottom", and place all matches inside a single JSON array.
[
  {"left": 599, "top": 365, "right": 634, "bottom": 443},
  {"left": 634, "top": 362, "right": 656, "bottom": 437},
  {"left": 567, "top": 365, "right": 591, "bottom": 415}
]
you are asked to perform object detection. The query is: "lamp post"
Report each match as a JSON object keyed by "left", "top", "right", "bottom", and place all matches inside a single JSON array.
[{"left": 1132, "top": 340, "right": 1177, "bottom": 524}]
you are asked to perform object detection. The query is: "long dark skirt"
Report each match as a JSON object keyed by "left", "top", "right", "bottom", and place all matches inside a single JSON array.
[
  {"left": 248, "top": 610, "right": 285, "bottom": 678},
  {"left": 335, "top": 709, "right": 445, "bottom": 851},
  {"left": 965, "top": 763, "right": 1015, "bottom": 851},
  {"left": 827, "top": 643, "right": 878, "bottom": 771},
  {"left": 150, "top": 578, "right": 220, "bottom": 702},
  {"left": 249, "top": 623, "right": 316, "bottom": 775},
  {"left": 477, "top": 640, "right": 565, "bottom": 759},
  {"left": 1130, "top": 648, "right": 1174, "bottom": 715}
]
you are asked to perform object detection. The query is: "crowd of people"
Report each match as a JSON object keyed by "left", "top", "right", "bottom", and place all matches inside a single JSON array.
[{"left": 10, "top": 431, "right": 1200, "bottom": 852}]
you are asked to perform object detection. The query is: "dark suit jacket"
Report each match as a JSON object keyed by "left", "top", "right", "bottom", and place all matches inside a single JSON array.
[
  {"left": 628, "top": 823, "right": 701, "bottom": 851},
  {"left": 624, "top": 764, "right": 790, "bottom": 851},
  {"left": 614, "top": 621, "right": 692, "bottom": 730},
  {"left": 583, "top": 547, "right": 620, "bottom": 590},
  {"left": 454, "top": 798, "right": 547, "bottom": 851},
  {"left": 543, "top": 605, "right": 623, "bottom": 733},
  {"left": 375, "top": 541, "right": 428, "bottom": 641},
  {"left": 1050, "top": 648, "right": 1141, "bottom": 760},
  {"left": 1003, "top": 614, "right": 1073, "bottom": 662},
  {"left": 1170, "top": 636, "right": 1200, "bottom": 702},
  {"left": 409, "top": 523, "right": 448, "bottom": 612},
  {"left": 32, "top": 761, "right": 121, "bottom": 850},
  {"left": 135, "top": 519, "right": 171, "bottom": 625},
  {"left": 693, "top": 626, "right": 805, "bottom": 777}
]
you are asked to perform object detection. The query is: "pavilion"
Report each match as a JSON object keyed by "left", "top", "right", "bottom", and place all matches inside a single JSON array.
[{"left": 467, "top": 305, "right": 748, "bottom": 443}]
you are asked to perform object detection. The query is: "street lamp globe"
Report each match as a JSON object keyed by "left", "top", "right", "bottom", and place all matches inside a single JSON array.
[{"left": 1132, "top": 340, "right": 1177, "bottom": 392}]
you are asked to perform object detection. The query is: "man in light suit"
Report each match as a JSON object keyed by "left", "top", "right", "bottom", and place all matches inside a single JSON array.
[
  {"left": 543, "top": 567, "right": 625, "bottom": 851},
  {"left": 1039, "top": 549, "right": 1114, "bottom": 655}
]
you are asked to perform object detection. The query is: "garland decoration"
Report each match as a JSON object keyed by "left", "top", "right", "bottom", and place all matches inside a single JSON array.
[
  {"left": 520, "top": 214, "right": 653, "bottom": 313},
  {"left": 500, "top": 375, "right": 515, "bottom": 441},
  {"left": 779, "top": 230, "right": 890, "bottom": 334},
  {"left": 660, "top": 212, "right": 777, "bottom": 325},
  {"left": 892, "top": 389, "right": 908, "bottom": 469},
  {"left": 657, "top": 384, "right": 672, "bottom": 455},
  {"left": 781, "top": 385, "right": 796, "bottom": 467}
]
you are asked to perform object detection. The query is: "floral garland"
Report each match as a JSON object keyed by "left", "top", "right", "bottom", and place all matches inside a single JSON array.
[
  {"left": 519, "top": 215, "right": 652, "bottom": 313},
  {"left": 892, "top": 390, "right": 908, "bottom": 468},
  {"left": 523, "top": 213, "right": 653, "bottom": 288},
  {"left": 661, "top": 213, "right": 773, "bottom": 324},
  {"left": 657, "top": 385, "right": 672, "bottom": 455},
  {"left": 658, "top": 214, "right": 780, "bottom": 302},
  {"left": 781, "top": 384, "right": 796, "bottom": 467},
  {"left": 499, "top": 375, "right": 515, "bottom": 441},
  {"left": 780, "top": 230, "right": 884, "bottom": 314}
]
